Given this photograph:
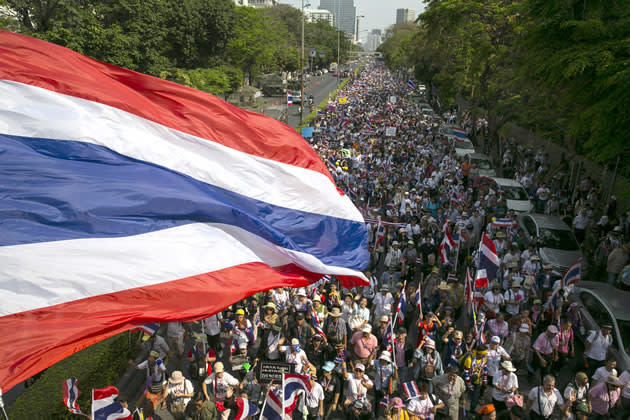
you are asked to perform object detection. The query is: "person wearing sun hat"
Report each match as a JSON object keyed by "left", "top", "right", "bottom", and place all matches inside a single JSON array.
[
  {"left": 386, "top": 396, "right": 410, "bottom": 419},
  {"left": 166, "top": 370, "right": 194, "bottom": 418},
  {"left": 491, "top": 361, "right": 518, "bottom": 411},
  {"left": 202, "top": 361, "right": 240, "bottom": 418},
  {"left": 373, "top": 350, "right": 396, "bottom": 408},
  {"left": 588, "top": 375, "right": 623, "bottom": 417},
  {"left": 341, "top": 360, "right": 373, "bottom": 413},
  {"left": 324, "top": 306, "right": 347, "bottom": 350}
]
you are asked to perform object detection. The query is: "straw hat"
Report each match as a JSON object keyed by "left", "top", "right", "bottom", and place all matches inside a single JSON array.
[
  {"left": 495, "top": 231, "right": 505, "bottom": 238},
  {"left": 329, "top": 307, "right": 342, "bottom": 317},
  {"left": 607, "top": 376, "right": 622, "bottom": 387},
  {"left": 438, "top": 281, "right": 450, "bottom": 290},
  {"left": 168, "top": 370, "right": 184, "bottom": 384}
]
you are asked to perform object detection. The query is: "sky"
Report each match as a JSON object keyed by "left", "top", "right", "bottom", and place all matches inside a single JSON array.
[{"left": 279, "top": 0, "right": 425, "bottom": 42}]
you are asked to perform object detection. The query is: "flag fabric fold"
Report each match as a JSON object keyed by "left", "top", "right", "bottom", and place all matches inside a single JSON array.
[
  {"left": 92, "top": 386, "right": 132, "bottom": 420},
  {"left": 62, "top": 378, "right": 84, "bottom": 415},
  {"left": 0, "top": 30, "right": 368, "bottom": 392},
  {"left": 235, "top": 397, "right": 260, "bottom": 420}
]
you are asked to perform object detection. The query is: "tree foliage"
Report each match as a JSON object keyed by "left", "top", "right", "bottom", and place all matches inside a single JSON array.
[
  {"left": 381, "top": 0, "right": 630, "bottom": 175},
  {"left": 2, "top": 0, "right": 351, "bottom": 94}
]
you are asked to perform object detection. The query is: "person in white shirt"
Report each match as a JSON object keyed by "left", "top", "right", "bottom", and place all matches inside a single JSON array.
[
  {"left": 584, "top": 324, "right": 613, "bottom": 377},
  {"left": 406, "top": 382, "right": 445, "bottom": 419},
  {"left": 492, "top": 361, "right": 519, "bottom": 411},
  {"left": 591, "top": 356, "right": 618, "bottom": 385},
  {"left": 486, "top": 336, "right": 511, "bottom": 381},
  {"left": 304, "top": 371, "right": 325, "bottom": 419},
  {"left": 166, "top": 322, "right": 187, "bottom": 360},
  {"left": 483, "top": 282, "right": 504, "bottom": 316},
  {"left": 203, "top": 362, "right": 240, "bottom": 420},
  {"left": 285, "top": 338, "right": 310, "bottom": 374},
  {"left": 166, "top": 370, "right": 194, "bottom": 418},
  {"left": 373, "top": 287, "right": 394, "bottom": 320},
  {"left": 504, "top": 281, "right": 524, "bottom": 316},
  {"left": 341, "top": 362, "right": 373, "bottom": 409},
  {"left": 203, "top": 313, "right": 223, "bottom": 356},
  {"left": 618, "top": 370, "right": 630, "bottom": 405},
  {"left": 526, "top": 375, "right": 566, "bottom": 419},
  {"left": 563, "top": 372, "right": 590, "bottom": 412}
]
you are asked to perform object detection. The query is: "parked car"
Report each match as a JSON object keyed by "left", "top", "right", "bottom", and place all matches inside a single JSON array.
[
  {"left": 491, "top": 177, "right": 533, "bottom": 213},
  {"left": 292, "top": 91, "right": 302, "bottom": 104},
  {"left": 454, "top": 139, "right": 476, "bottom": 157},
  {"left": 466, "top": 153, "right": 496, "bottom": 177},
  {"left": 517, "top": 213, "right": 583, "bottom": 275},
  {"left": 571, "top": 281, "right": 630, "bottom": 372}
]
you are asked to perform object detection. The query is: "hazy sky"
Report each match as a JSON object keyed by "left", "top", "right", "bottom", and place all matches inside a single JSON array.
[{"left": 279, "top": 0, "right": 425, "bottom": 41}]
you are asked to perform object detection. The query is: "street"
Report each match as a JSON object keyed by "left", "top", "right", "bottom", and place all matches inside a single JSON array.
[{"left": 287, "top": 73, "right": 342, "bottom": 128}]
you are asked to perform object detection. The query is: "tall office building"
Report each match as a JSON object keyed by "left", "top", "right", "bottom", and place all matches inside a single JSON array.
[
  {"left": 396, "top": 8, "right": 415, "bottom": 24},
  {"left": 319, "top": 0, "right": 356, "bottom": 38},
  {"left": 367, "top": 29, "right": 382, "bottom": 51}
]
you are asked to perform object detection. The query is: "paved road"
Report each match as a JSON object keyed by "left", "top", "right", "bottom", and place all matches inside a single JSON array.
[{"left": 286, "top": 73, "right": 342, "bottom": 128}]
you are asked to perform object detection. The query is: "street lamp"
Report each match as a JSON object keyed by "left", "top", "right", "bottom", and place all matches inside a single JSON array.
[{"left": 355, "top": 15, "right": 364, "bottom": 43}]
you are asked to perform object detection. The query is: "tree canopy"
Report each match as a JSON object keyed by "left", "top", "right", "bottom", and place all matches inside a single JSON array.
[
  {"left": 380, "top": 0, "right": 630, "bottom": 175},
  {"left": 1, "top": 0, "right": 351, "bottom": 95}
]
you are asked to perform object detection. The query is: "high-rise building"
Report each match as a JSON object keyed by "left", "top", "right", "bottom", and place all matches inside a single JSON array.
[
  {"left": 319, "top": 0, "right": 356, "bottom": 38},
  {"left": 396, "top": 8, "right": 415, "bottom": 24},
  {"left": 248, "top": 0, "right": 277, "bottom": 7},
  {"left": 367, "top": 29, "right": 382, "bottom": 51},
  {"left": 305, "top": 9, "right": 334, "bottom": 25}
]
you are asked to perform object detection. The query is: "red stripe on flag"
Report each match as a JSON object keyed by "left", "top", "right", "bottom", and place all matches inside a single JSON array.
[
  {"left": 0, "top": 262, "right": 348, "bottom": 392},
  {"left": 0, "top": 31, "right": 333, "bottom": 180}
]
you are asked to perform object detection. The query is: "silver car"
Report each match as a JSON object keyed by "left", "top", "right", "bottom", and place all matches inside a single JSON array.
[
  {"left": 572, "top": 281, "right": 630, "bottom": 372},
  {"left": 517, "top": 213, "right": 583, "bottom": 274}
]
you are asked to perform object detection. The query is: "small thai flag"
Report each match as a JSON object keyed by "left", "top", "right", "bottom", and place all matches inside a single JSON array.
[
  {"left": 311, "top": 307, "right": 327, "bottom": 340},
  {"left": 316, "top": 109, "right": 324, "bottom": 117},
  {"left": 234, "top": 396, "right": 260, "bottom": 420},
  {"left": 287, "top": 92, "right": 293, "bottom": 106},
  {"left": 380, "top": 395, "right": 391, "bottom": 408},
  {"left": 137, "top": 323, "right": 159, "bottom": 336},
  {"left": 322, "top": 274, "right": 332, "bottom": 283},
  {"left": 396, "top": 287, "right": 407, "bottom": 324},
  {"left": 562, "top": 259, "right": 582, "bottom": 288},
  {"left": 92, "top": 386, "right": 132, "bottom": 420},
  {"left": 407, "top": 80, "right": 416, "bottom": 90},
  {"left": 491, "top": 218, "right": 517, "bottom": 228},
  {"left": 447, "top": 272, "right": 458, "bottom": 283},
  {"left": 414, "top": 286, "right": 422, "bottom": 311},
  {"left": 403, "top": 381, "right": 421, "bottom": 400},
  {"left": 62, "top": 377, "right": 84, "bottom": 415},
  {"left": 453, "top": 127, "right": 467, "bottom": 141}
]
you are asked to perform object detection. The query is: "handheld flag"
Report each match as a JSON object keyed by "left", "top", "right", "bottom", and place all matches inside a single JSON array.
[
  {"left": 235, "top": 397, "right": 260, "bottom": 420},
  {"left": 465, "top": 269, "right": 474, "bottom": 315},
  {"left": 475, "top": 234, "right": 500, "bottom": 287},
  {"left": 62, "top": 378, "right": 84, "bottom": 415},
  {"left": 92, "top": 386, "right": 132, "bottom": 420},
  {"left": 311, "top": 307, "right": 327, "bottom": 340},
  {"left": 453, "top": 127, "right": 467, "bottom": 141},
  {"left": 402, "top": 381, "right": 420, "bottom": 400},
  {"left": 407, "top": 80, "right": 416, "bottom": 90},
  {"left": 136, "top": 323, "right": 159, "bottom": 337},
  {"left": 0, "top": 31, "right": 368, "bottom": 392},
  {"left": 562, "top": 259, "right": 582, "bottom": 288},
  {"left": 287, "top": 91, "right": 293, "bottom": 106},
  {"left": 396, "top": 283, "right": 407, "bottom": 324}
]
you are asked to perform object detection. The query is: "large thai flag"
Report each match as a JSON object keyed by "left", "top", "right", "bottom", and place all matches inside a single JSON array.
[
  {"left": 407, "top": 80, "right": 416, "bottom": 90},
  {"left": 62, "top": 378, "right": 83, "bottom": 415},
  {"left": 91, "top": 386, "right": 132, "bottom": 420},
  {"left": 0, "top": 31, "right": 368, "bottom": 392},
  {"left": 475, "top": 233, "right": 500, "bottom": 288},
  {"left": 562, "top": 259, "right": 582, "bottom": 288},
  {"left": 235, "top": 397, "right": 260, "bottom": 420},
  {"left": 261, "top": 386, "right": 298, "bottom": 420},
  {"left": 283, "top": 373, "right": 312, "bottom": 403}
]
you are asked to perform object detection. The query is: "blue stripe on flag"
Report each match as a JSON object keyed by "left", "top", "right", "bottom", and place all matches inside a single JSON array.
[{"left": 0, "top": 134, "right": 368, "bottom": 269}]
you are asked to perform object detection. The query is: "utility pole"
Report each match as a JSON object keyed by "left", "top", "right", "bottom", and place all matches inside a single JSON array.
[{"left": 300, "top": 0, "right": 305, "bottom": 124}]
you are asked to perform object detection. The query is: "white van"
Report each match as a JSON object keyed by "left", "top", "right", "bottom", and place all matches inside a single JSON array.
[{"left": 490, "top": 177, "right": 533, "bottom": 213}]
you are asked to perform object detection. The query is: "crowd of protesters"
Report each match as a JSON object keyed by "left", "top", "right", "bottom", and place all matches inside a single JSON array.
[{"left": 130, "top": 60, "right": 630, "bottom": 420}]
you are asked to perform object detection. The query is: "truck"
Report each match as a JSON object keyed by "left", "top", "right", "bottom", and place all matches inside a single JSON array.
[{"left": 329, "top": 62, "right": 338, "bottom": 72}]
